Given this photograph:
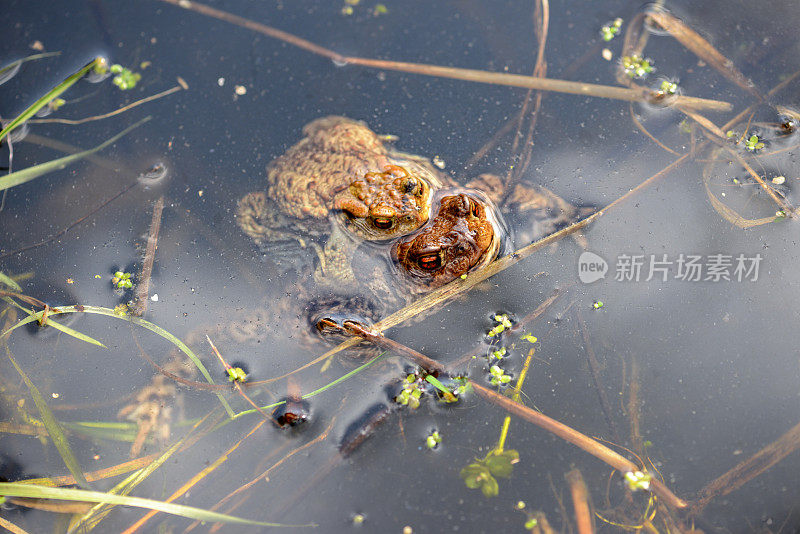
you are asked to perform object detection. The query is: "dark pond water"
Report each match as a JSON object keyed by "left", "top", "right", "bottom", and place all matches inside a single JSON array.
[{"left": 2, "top": 0, "right": 800, "bottom": 532}]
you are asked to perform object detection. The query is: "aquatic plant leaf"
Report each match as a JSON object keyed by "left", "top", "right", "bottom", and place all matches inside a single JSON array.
[
  {"left": 0, "top": 272, "right": 22, "bottom": 291},
  {"left": 5, "top": 349, "right": 91, "bottom": 488},
  {"left": 1, "top": 298, "right": 105, "bottom": 348},
  {"left": 485, "top": 449, "right": 519, "bottom": 478},
  {"left": 38, "top": 315, "right": 107, "bottom": 348},
  {"left": 480, "top": 475, "right": 499, "bottom": 498},
  {"left": 0, "top": 57, "right": 103, "bottom": 143},
  {"left": 0, "top": 116, "right": 151, "bottom": 193},
  {"left": 460, "top": 464, "right": 488, "bottom": 489},
  {"left": 0, "top": 483, "right": 314, "bottom": 528}
]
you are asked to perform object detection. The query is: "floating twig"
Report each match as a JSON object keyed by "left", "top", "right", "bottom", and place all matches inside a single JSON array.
[
  {"left": 336, "top": 321, "right": 688, "bottom": 510},
  {"left": 565, "top": 469, "right": 595, "bottom": 534},
  {"left": 132, "top": 196, "right": 164, "bottom": 316},
  {"left": 157, "top": 0, "right": 731, "bottom": 111},
  {"left": 693, "top": 419, "right": 800, "bottom": 514},
  {"left": 576, "top": 308, "right": 619, "bottom": 442},
  {"left": 646, "top": 10, "right": 760, "bottom": 98},
  {"left": 30, "top": 81, "right": 187, "bottom": 125}
]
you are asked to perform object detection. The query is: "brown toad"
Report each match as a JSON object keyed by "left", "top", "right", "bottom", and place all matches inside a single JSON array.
[
  {"left": 236, "top": 116, "right": 452, "bottom": 287},
  {"left": 393, "top": 173, "right": 593, "bottom": 288},
  {"left": 393, "top": 192, "right": 501, "bottom": 289}
]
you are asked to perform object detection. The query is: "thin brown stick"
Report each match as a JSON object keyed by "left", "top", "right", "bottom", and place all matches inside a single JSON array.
[
  {"left": 465, "top": 116, "right": 518, "bottom": 169},
  {"left": 181, "top": 440, "right": 296, "bottom": 533},
  {"left": 203, "top": 406, "right": 341, "bottom": 533},
  {"left": 0, "top": 181, "right": 138, "bottom": 260},
  {"left": 516, "top": 0, "right": 549, "bottom": 182},
  {"left": 566, "top": 469, "right": 595, "bottom": 534},
  {"left": 157, "top": 0, "right": 731, "bottom": 111},
  {"left": 530, "top": 512, "right": 556, "bottom": 534},
  {"left": 728, "top": 148, "right": 794, "bottom": 214},
  {"left": 646, "top": 11, "right": 760, "bottom": 99},
  {"left": 338, "top": 322, "right": 687, "bottom": 510},
  {"left": 628, "top": 355, "right": 644, "bottom": 454},
  {"left": 347, "top": 56, "right": 730, "bottom": 110},
  {"left": 681, "top": 109, "right": 794, "bottom": 215},
  {"left": 121, "top": 419, "right": 269, "bottom": 534},
  {"left": 506, "top": 0, "right": 549, "bottom": 191},
  {"left": 628, "top": 103, "right": 682, "bottom": 156},
  {"left": 29, "top": 83, "right": 186, "bottom": 126},
  {"left": 131, "top": 196, "right": 164, "bottom": 317},
  {"left": 692, "top": 419, "right": 800, "bottom": 514},
  {"left": 575, "top": 308, "right": 619, "bottom": 442}
]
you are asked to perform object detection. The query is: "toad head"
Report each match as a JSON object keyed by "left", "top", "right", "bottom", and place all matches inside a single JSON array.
[
  {"left": 334, "top": 165, "right": 435, "bottom": 240},
  {"left": 392, "top": 193, "right": 497, "bottom": 289}
]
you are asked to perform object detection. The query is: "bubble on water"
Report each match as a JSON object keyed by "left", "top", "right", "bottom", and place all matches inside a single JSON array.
[
  {"left": 137, "top": 161, "right": 169, "bottom": 187},
  {"left": 85, "top": 57, "right": 111, "bottom": 84},
  {"left": 332, "top": 57, "right": 349, "bottom": 68}
]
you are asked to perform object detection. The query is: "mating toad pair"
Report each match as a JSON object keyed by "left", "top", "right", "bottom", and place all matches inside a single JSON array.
[{"left": 236, "top": 116, "right": 588, "bottom": 301}]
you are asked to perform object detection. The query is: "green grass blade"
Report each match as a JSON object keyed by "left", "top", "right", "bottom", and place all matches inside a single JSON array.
[
  {"left": 61, "top": 422, "right": 140, "bottom": 443},
  {"left": 0, "top": 302, "right": 235, "bottom": 418},
  {"left": 0, "top": 272, "right": 22, "bottom": 291},
  {"left": 0, "top": 483, "right": 315, "bottom": 528},
  {"left": 0, "top": 297, "right": 105, "bottom": 348},
  {"left": 39, "top": 316, "right": 107, "bottom": 348},
  {"left": 0, "top": 56, "right": 102, "bottom": 143},
  {"left": 229, "top": 351, "right": 386, "bottom": 422},
  {"left": 0, "top": 116, "right": 151, "bottom": 193},
  {"left": 5, "top": 348, "right": 90, "bottom": 488},
  {"left": 73, "top": 433, "right": 187, "bottom": 532}
]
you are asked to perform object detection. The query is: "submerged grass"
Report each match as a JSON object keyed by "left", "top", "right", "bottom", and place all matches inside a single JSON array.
[
  {"left": 0, "top": 57, "right": 104, "bottom": 144},
  {"left": 0, "top": 483, "right": 315, "bottom": 528},
  {"left": 1, "top": 301, "right": 234, "bottom": 416},
  {"left": 5, "top": 348, "right": 90, "bottom": 489},
  {"left": 0, "top": 116, "right": 151, "bottom": 193}
]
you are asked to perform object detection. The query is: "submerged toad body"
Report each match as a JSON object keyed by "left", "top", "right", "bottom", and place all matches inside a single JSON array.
[{"left": 236, "top": 116, "right": 451, "bottom": 286}]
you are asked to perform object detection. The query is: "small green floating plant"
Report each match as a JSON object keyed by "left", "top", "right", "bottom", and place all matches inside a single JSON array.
[
  {"left": 395, "top": 373, "right": 423, "bottom": 409},
  {"left": 489, "top": 365, "right": 512, "bottom": 386},
  {"left": 658, "top": 79, "right": 678, "bottom": 95},
  {"left": 621, "top": 55, "right": 654, "bottom": 79},
  {"left": 601, "top": 18, "right": 623, "bottom": 41},
  {"left": 459, "top": 449, "right": 520, "bottom": 498},
  {"left": 744, "top": 134, "right": 765, "bottom": 152},
  {"left": 111, "top": 271, "right": 133, "bottom": 290},
  {"left": 425, "top": 430, "right": 441, "bottom": 450},
  {"left": 92, "top": 59, "right": 142, "bottom": 90},
  {"left": 227, "top": 366, "right": 247, "bottom": 383}
]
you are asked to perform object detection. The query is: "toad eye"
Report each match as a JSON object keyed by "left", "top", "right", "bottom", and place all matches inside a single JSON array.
[
  {"left": 417, "top": 254, "right": 442, "bottom": 271},
  {"left": 402, "top": 177, "right": 420, "bottom": 195},
  {"left": 372, "top": 217, "right": 394, "bottom": 230},
  {"left": 469, "top": 199, "right": 481, "bottom": 217}
]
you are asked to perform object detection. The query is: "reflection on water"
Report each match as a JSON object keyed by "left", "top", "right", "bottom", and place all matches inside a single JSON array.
[{"left": 2, "top": 0, "right": 800, "bottom": 531}]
